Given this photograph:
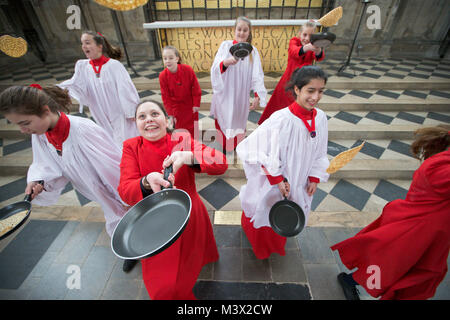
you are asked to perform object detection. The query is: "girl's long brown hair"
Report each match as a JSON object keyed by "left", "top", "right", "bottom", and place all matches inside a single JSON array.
[
  {"left": 410, "top": 124, "right": 450, "bottom": 160},
  {"left": 0, "top": 85, "right": 71, "bottom": 116},
  {"left": 83, "top": 31, "right": 123, "bottom": 60}
]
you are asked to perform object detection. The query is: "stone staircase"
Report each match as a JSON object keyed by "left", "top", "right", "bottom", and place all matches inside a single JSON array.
[{"left": 1, "top": 58, "right": 449, "bottom": 227}]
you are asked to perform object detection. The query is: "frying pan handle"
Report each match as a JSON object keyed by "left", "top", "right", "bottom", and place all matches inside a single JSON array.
[
  {"left": 162, "top": 165, "right": 173, "bottom": 190},
  {"left": 283, "top": 178, "right": 288, "bottom": 200},
  {"left": 24, "top": 180, "right": 44, "bottom": 202}
]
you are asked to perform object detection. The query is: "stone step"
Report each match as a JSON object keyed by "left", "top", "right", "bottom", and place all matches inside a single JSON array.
[
  {"left": 0, "top": 149, "right": 419, "bottom": 178},
  {"left": 3, "top": 75, "right": 449, "bottom": 93},
  {"left": 0, "top": 121, "right": 424, "bottom": 140}
]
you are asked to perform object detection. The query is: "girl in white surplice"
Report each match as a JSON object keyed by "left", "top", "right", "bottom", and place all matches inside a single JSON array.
[{"left": 237, "top": 66, "right": 330, "bottom": 259}]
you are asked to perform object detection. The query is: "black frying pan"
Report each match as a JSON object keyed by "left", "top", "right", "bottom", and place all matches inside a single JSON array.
[
  {"left": 111, "top": 165, "right": 192, "bottom": 260},
  {"left": 269, "top": 179, "right": 305, "bottom": 237},
  {"left": 310, "top": 32, "right": 336, "bottom": 48},
  {"left": 0, "top": 181, "right": 43, "bottom": 240},
  {"left": 229, "top": 42, "right": 253, "bottom": 60}
]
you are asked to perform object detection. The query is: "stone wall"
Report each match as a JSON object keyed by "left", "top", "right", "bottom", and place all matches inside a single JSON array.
[{"left": 0, "top": 0, "right": 448, "bottom": 70}]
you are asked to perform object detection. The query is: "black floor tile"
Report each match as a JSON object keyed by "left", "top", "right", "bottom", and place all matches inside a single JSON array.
[
  {"left": 193, "top": 281, "right": 311, "bottom": 300},
  {"left": 0, "top": 177, "right": 27, "bottom": 202},
  {"left": 432, "top": 72, "right": 450, "bottom": 79},
  {"left": 387, "top": 140, "right": 413, "bottom": 157},
  {"left": 329, "top": 180, "right": 371, "bottom": 211},
  {"left": 348, "top": 90, "right": 373, "bottom": 99},
  {"left": 392, "top": 66, "right": 412, "bottom": 72},
  {"left": 324, "top": 89, "right": 346, "bottom": 99},
  {"left": 352, "top": 140, "right": 385, "bottom": 159},
  {"left": 311, "top": 188, "right": 327, "bottom": 211},
  {"left": 408, "top": 72, "right": 429, "bottom": 79},
  {"left": 327, "top": 141, "right": 348, "bottom": 156},
  {"left": 375, "top": 90, "right": 400, "bottom": 99},
  {"left": 198, "top": 179, "right": 239, "bottom": 210},
  {"left": 359, "top": 72, "right": 380, "bottom": 79},
  {"left": 396, "top": 111, "right": 425, "bottom": 124},
  {"left": 75, "top": 190, "right": 92, "bottom": 206},
  {"left": 138, "top": 90, "right": 156, "bottom": 98},
  {"left": 373, "top": 179, "right": 408, "bottom": 202},
  {"left": 428, "top": 90, "right": 450, "bottom": 99},
  {"left": 2, "top": 139, "right": 31, "bottom": 156},
  {"left": 144, "top": 73, "right": 159, "bottom": 80},
  {"left": 385, "top": 72, "right": 405, "bottom": 79},
  {"left": 334, "top": 111, "right": 362, "bottom": 124},
  {"left": 0, "top": 220, "right": 67, "bottom": 289},
  {"left": 402, "top": 90, "right": 428, "bottom": 99},
  {"left": 247, "top": 110, "right": 261, "bottom": 124},
  {"left": 365, "top": 111, "right": 394, "bottom": 124},
  {"left": 427, "top": 112, "right": 450, "bottom": 123}
]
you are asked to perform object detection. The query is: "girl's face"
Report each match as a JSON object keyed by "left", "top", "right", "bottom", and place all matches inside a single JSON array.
[
  {"left": 5, "top": 108, "right": 52, "bottom": 135},
  {"left": 136, "top": 102, "right": 169, "bottom": 141},
  {"left": 235, "top": 20, "right": 250, "bottom": 43},
  {"left": 81, "top": 34, "right": 103, "bottom": 60},
  {"left": 298, "top": 26, "right": 315, "bottom": 46},
  {"left": 162, "top": 49, "right": 179, "bottom": 73},
  {"left": 295, "top": 78, "right": 326, "bottom": 110}
]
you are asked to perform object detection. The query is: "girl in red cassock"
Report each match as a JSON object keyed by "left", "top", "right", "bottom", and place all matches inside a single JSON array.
[
  {"left": 332, "top": 125, "right": 450, "bottom": 300},
  {"left": 258, "top": 21, "right": 324, "bottom": 125},
  {"left": 117, "top": 99, "right": 227, "bottom": 300},
  {"left": 159, "top": 46, "right": 202, "bottom": 139}
]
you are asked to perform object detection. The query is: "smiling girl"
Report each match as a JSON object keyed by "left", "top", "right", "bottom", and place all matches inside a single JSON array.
[
  {"left": 58, "top": 31, "right": 140, "bottom": 149},
  {"left": 159, "top": 46, "right": 202, "bottom": 139},
  {"left": 118, "top": 99, "right": 228, "bottom": 299},
  {"left": 236, "top": 66, "right": 330, "bottom": 259},
  {"left": 258, "top": 21, "right": 324, "bottom": 125},
  {"left": 210, "top": 16, "right": 267, "bottom": 153},
  {"left": 0, "top": 85, "right": 127, "bottom": 237}
]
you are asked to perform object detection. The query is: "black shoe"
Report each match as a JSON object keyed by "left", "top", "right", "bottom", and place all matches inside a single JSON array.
[
  {"left": 337, "top": 272, "right": 360, "bottom": 300},
  {"left": 122, "top": 259, "right": 138, "bottom": 273}
]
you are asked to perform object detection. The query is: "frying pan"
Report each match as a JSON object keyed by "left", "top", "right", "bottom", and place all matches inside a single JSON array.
[
  {"left": 0, "top": 181, "right": 43, "bottom": 240},
  {"left": 229, "top": 42, "right": 253, "bottom": 60},
  {"left": 111, "top": 165, "right": 192, "bottom": 260},
  {"left": 310, "top": 32, "right": 336, "bottom": 48},
  {"left": 269, "top": 179, "right": 305, "bottom": 237}
]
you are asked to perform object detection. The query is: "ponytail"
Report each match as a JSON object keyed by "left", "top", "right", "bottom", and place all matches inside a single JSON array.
[{"left": 0, "top": 85, "right": 71, "bottom": 116}]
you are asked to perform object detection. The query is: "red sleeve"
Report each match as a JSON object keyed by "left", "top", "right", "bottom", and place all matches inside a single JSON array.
[
  {"left": 288, "top": 38, "right": 303, "bottom": 59},
  {"left": 316, "top": 49, "right": 325, "bottom": 62},
  {"left": 261, "top": 165, "right": 284, "bottom": 185},
  {"left": 220, "top": 61, "right": 227, "bottom": 73},
  {"left": 118, "top": 139, "right": 144, "bottom": 206},
  {"left": 159, "top": 71, "right": 175, "bottom": 116},
  {"left": 189, "top": 66, "right": 202, "bottom": 107},
  {"left": 309, "top": 176, "right": 320, "bottom": 183}
]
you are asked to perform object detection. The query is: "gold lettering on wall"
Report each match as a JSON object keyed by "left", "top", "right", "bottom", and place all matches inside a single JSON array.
[{"left": 160, "top": 26, "right": 300, "bottom": 72}]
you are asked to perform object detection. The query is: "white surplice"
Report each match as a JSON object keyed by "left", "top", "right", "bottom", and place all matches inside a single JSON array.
[
  {"left": 210, "top": 40, "right": 267, "bottom": 140},
  {"left": 58, "top": 59, "right": 139, "bottom": 148},
  {"left": 236, "top": 107, "right": 330, "bottom": 229},
  {"left": 27, "top": 115, "right": 127, "bottom": 236}
]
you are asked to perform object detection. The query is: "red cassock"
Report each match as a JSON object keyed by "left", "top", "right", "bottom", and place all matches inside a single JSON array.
[
  {"left": 159, "top": 64, "right": 202, "bottom": 139},
  {"left": 331, "top": 150, "right": 450, "bottom": 300},
  {"left": 258, "top": 37, "right": 325, "bottom": 125},
  {"left": 118, "top": 132, "right": 228, "bottom": 299}
]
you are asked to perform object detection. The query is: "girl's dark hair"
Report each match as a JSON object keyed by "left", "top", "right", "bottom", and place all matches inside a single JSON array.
[
  {"left": 82, "top": 31, "right": 123, "bottom": 60},
  {"left": 285, "top": 66, "right": 328, "bottom": 98},
  {"left": 163, "top": 46, "right": 182, "bottom": 64},
  {"left": 135, "top": 99, "right": 173, "bottom": 133},
  {"left": 410, "top": 124, "right": 450, "bottom": 160},
  {"left": 0, "top": 85, "right": 71, "bottom": 116}
]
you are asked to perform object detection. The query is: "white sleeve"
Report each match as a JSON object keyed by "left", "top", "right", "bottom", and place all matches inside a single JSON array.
[
  {"left": 58, "top": 60, "right": 87, "bottom": 106},
  {"left": 309, "top": 112, "right": 330, "bottom": 183},
  {"left": 210, "top": 41, "right": 230, "bottom": 94},
  {"left": 27, "top": 135, "right": 70, "bottom": 206},
  {"left": 236, "top": 116, "right": 284, "bottom": 178},
  {"left": 250, "top": 47, "right": 267, "bottom": 107},
  {"left": 113, "top": 63, "right": 140, "bottom": 119}
]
